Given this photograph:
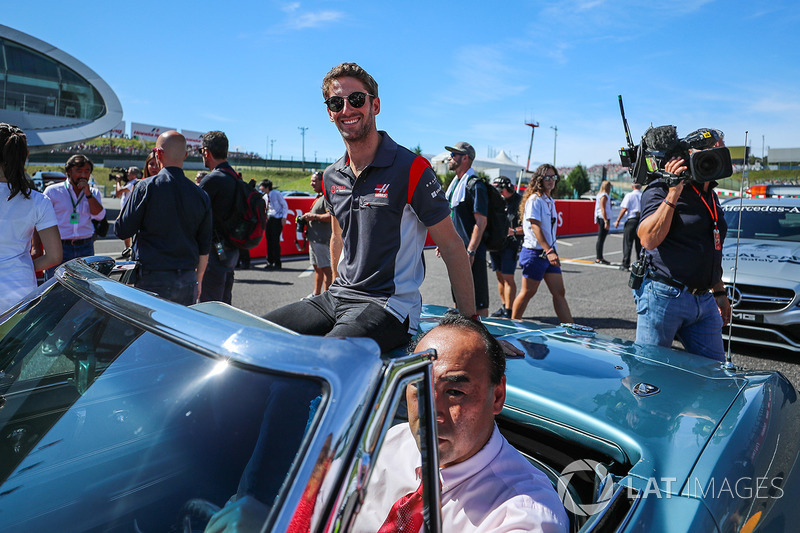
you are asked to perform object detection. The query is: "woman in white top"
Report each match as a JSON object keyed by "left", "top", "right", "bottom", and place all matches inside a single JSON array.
[
  {"left": 0, "top": 123, "right": 62, "bottom": 312},
  {"left": 594, "top": 180, "right": 612, "bottom": 264},
  {"left": 511, "top": 164, "right": 573, "bottom": 323}
]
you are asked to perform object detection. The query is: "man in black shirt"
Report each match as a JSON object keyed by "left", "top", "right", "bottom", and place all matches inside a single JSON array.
[
  {"left": 489, "top": 176, "right": 522, "bottom": 318},
  {"left": 199, "top": 131, "right": 240, "bottom": 304},
  {"left": 115, "top": 131, "right": 212, "bottom": 305},
  {"left": 635, "top": 130, "right": 730, "bottom": 360}
]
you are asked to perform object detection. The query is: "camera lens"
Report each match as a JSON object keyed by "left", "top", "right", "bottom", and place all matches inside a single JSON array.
[{"left": 689, "top": 147, "right": 732, "bottom": 182}]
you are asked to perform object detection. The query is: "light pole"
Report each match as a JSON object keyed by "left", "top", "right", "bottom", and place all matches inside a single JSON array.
[
  {"left": 525, "top": 121, "right": 539, "bottom": 172},
  {"left": 270, "top": 139, "right": 275, "bottom": 160},
  {"left": 298, "top": 126, "right": 308, "bottom": 170},
  {"left": 550, "top": 125, "right": 558, "bottom": 167}
]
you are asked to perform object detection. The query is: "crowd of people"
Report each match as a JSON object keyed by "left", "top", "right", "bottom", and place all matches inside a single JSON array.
[{"left": 0, "top": 60, "right": 733, "bottom": 533}]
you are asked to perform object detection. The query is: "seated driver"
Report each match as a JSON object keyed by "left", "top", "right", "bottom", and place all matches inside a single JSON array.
[
  {"left": 205, "top": 313, "right": 568, "bottom": 532},
  {"left": 352, "top": 312, "right": 568, "bottom": 532}
]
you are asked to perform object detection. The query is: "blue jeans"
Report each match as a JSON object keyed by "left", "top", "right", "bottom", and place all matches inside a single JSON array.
[
  {"left": 633, "top": 278, "right": 725, "bottom": 361},
  {"left": 45, "top": 240, "right": 95, "bottom": 279},
  {"left": 135, "top": 269, "right": 197, "bottom": 306}
]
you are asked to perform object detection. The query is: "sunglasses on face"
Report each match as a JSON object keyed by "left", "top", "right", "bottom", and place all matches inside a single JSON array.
[
  {"left": 324, "top": 91, "right": 374, "bottom": 112},
  {"left": 449, "top": 152, "right": 464, "bottom": 158},
  {"left": 543, "top": 175, "right": 558, "bottom": 181}
]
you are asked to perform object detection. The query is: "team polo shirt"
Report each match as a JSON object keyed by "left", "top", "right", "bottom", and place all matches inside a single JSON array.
[{"left": 322, "top": 132, "right": 451, "bottom": 334}]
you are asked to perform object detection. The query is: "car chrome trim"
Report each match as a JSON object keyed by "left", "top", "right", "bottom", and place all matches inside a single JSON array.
[{"left": 632, "top": 382, "right": 660, "bottom": 397}]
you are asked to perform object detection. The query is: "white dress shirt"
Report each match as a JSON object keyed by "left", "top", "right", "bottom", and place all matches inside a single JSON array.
[
  {"left": 620, "top": 188, "right": 642, "bottom": 221},
  {"left": 265, "top": 189, "right": 288, "bottom": 219},
  {"left": 352, "top": 423, "right": 569, "bottom": 533},
  {"left": 43, "top": 181, "right": 106, "bottom": 240}
]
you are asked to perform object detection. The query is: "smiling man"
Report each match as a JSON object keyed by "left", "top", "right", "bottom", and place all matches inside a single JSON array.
[
  {"left": 353, "top": 312, "right": 568, "bottom": 532},
  {"left": 264, "top": 62, "right": 476, "bottom": 352}
]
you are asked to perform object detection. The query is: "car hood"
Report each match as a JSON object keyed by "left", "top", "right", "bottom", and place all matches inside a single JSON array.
[{"left": 722, "top": 240, "right": 800, "bottom": 282}]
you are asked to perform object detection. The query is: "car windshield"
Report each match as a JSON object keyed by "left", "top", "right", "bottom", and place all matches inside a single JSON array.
[
  {"left": 722, "top": 204, "right": 800, "bottom": 242},
  {"left": 0, "top": 285, "right": 323, "bottom": 531}
]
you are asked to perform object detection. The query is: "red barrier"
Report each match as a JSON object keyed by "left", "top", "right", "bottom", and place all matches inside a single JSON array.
[
  {"left": 554, "top": 200, "right": 599, "bottom": 237},
  {"left": 249, "top": 197, "right": 316, "bottom": 259},
  {"left": 256, "top": 197, "right": 599, "bottom": 259}
]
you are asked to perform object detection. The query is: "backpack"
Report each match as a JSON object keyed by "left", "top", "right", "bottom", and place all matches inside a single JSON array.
[
  {"left": 218, "top": 167, "right": 267, "bottom": 250},
  {"left": 467, "top": 175, "right": 509, "bottom": 252}
]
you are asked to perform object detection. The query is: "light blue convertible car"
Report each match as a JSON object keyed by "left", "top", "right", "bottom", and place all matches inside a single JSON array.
[{"left": 0, "top": 258, "right": 797, "bottom": 532}]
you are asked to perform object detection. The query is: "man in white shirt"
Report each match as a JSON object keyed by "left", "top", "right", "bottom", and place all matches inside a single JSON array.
[
  {"left": 259, "top": 179, "right": 288, "bottom": 270},
  {"left": 354, "top": 313, "right": 569, "bottom": 532},
  {"left": 43, "top": 154, "right": 106, "bottom": 278},
  {"left": 613, "top": 183, "right": 643, "bottom": 270}
]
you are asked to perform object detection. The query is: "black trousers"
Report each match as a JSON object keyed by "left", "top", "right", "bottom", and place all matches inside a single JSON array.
[
  {"left": 595, "top": 217, "right": 609, "bottom": 260},
  {"left": 621, "top": 216, "right": 641, "bottom": 268},
  {"left": 263, "top": 291, "right": 411, "bottom": 353},
  {"left": 266, "top": 217, "right": 283, "bottom": 266}
]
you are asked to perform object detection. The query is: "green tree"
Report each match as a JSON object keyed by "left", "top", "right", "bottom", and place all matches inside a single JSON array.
[
  {"left": 566, "top": 164, "right": 591, "bottom": 197},
  {"left": 412, "top": 144, "right": 423, "bottom": 156}
]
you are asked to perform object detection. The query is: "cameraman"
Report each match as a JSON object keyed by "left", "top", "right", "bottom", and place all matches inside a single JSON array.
[
  {"left": 115, "top": 167, "right": 141, "bottom": 250},
  {"left": 634, "top": 129, "right": 730, "bottom": 360}
]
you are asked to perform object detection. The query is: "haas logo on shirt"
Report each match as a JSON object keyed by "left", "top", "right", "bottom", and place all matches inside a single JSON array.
[
  {"left": 374, "top": 184, "right": 389, "bottom": 198},
  {"left": 330, "top": 185, "right": 346, "bottom": 195}
]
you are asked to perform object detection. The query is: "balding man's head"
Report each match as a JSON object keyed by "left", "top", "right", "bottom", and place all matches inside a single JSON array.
[{"left": 155, "top": 131, "right": 187, "bottom": 168}]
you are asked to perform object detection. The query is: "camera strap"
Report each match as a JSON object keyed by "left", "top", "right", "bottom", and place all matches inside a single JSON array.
[{"left": 691, "top": 184, "right": 721, "bottom": 250}]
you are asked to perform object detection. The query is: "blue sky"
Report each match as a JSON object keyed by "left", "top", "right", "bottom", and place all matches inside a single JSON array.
[{"left": 6, "top": 0, "right": 799, "bottom": 167}]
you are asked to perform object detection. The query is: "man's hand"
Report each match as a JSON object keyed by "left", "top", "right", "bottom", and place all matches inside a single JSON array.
[
  {"left": 204, "top": 496, "right": 270, "bottom": 533},
  {"left": 664, "top": 158, "right": 687, "bottom": 194},
  {"left": 715, "top": 293, "right": 731, "bottom": 326}
]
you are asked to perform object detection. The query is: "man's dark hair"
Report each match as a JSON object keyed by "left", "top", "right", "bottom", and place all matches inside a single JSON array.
[
  {"left": 260, "top": 179, "right": 273, "bottom": 190},
  {"left": 202, "top": 131, "right": 229, "bottom": 160},
  {"left": 0, "top": 122, "right": 30, "bottom": 200},
  {"left": 65, "top": 154, "right": 94, "bottom": 175},
  {"left": 322, "top": 62, "right": 379, "bottom": 100},
  {"left": 409, "top": 311, "right": 506, "bottom": 385}
]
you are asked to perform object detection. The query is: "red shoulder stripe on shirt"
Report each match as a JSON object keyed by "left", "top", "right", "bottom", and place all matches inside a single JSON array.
[{"left": 408, "top": 156, "right": 431, "bottom": 204}]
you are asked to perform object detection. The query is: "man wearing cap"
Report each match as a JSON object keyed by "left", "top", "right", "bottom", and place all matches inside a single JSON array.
[
  {"left": 445, "top": 141, "right": 490, "bottom": 317},
  {"left": 263, "top": 62, "right": 475, "bottom": 353},
  {"left": 489, "top": 176, "right": 523, "bottom": 318}
]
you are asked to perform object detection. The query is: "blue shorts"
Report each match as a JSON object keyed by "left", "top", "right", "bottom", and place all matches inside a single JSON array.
[
  {"left": 519, "top": 247, "right": 561, "bottom": 281},
  {"left": 489, "top": 247, "right": 518, "bottom": 275}
]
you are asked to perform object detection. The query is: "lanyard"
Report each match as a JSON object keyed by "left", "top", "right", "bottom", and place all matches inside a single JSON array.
[
  {"left": 66, "top": 180, "right": 84, "bottom": 212},
  {"left": 691, "top": 184, "right": 721, "bottom": 250}
]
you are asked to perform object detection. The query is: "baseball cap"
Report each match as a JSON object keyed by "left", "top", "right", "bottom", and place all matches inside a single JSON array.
[
  {"left": 444, "top": 141, "right": 475, "bottom": 161},
  {"left": 492, "top": 176, "right": 513, "bottom": 189}
]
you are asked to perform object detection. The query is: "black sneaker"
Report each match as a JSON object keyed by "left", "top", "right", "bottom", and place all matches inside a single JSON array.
[
  {"left": 503, "top": 308, "right": 512, "bottom": 318},
  {"left": 490, "top": 307, "right": 507, "bottom": 318}
]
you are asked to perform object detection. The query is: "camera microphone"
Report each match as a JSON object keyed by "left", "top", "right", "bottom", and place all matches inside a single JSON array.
[{"left": 643, "top": 125, "right": 680, "bottom": 154}]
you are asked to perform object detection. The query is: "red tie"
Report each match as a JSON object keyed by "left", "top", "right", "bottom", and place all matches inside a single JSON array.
[{"left": 377, "top": 481, "right": 425, "bottom": 533}]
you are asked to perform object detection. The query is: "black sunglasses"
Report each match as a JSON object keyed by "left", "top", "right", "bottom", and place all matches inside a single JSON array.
[{"left": 324, "top": 91, "right": 374, "bottom": 112}]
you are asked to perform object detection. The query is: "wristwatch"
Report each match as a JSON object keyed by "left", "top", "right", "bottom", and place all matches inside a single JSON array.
[{"left": 467, "top": 250, "right": 476, "bottom": 257}]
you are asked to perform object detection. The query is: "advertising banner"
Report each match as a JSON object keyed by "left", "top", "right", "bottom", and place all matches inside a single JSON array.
[
  {"left": 131, "top": 122, "right": 175, "bottom": 143},
  {"left": 182, "top": 129, "right": 204, "bottom": 148},
  {"left": 109, "top": 121, "right": 126, "bottom": 138}
]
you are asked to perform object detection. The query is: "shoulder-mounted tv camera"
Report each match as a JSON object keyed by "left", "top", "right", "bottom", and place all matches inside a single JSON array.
[
  {"left": 108, "top": 167, "right": 130, "bottom": 183},
  {"left": 617, "top": 96, "right": 733, "bottom": 187}
]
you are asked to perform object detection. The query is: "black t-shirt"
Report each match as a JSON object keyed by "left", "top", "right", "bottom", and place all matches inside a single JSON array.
[
  {"left": 504, "top": 191, "right": 522, "bottom": 249},
  {"left": 640, "top": 180, "right": 727, "bottom": 289},
  {"left": 199, "top": 161, "right": 238, "bottom": 238}
]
